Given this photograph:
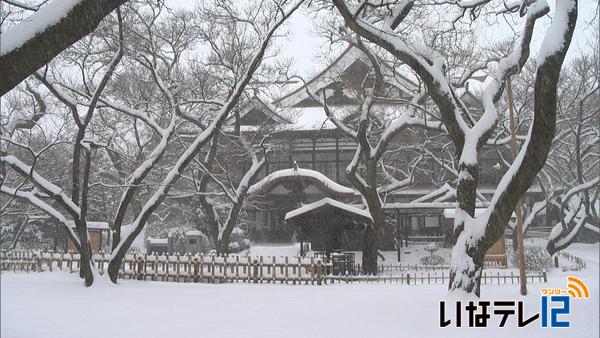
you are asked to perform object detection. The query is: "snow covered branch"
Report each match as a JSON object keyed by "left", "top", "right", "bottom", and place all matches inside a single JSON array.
[
  {"left": 0, "top": 184, "right": 81, "bottom": 249},
  {"left": 1, "top": 155, "right": 81, "bottom": 220},
  {"left": 109, "top": 0, "right": 304, "bottom": 262},
  {"left": 0, "top": 0, "right": 127, "bottom": 95}
]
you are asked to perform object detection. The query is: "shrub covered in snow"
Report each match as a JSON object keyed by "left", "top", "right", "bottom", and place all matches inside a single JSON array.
[
  {"left": 228, "top": 226, "right": 251, "bottom": 253},
  {"left": 420, "top": 254, "right": 446, "bottom": 266},
  {"left": 420, "top": 243, "right": 445, "bottom": 266},
  {"left": 511, "top": 244, "right": 553, "bottom": 271},
  {"left": 424, "top": 243, "right": 439, "bottom": 255}
]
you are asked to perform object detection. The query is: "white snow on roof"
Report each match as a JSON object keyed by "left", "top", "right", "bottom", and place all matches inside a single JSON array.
[
  {"left": 66, "top": 221, "right": 109, "bottom": 230},
  {"left": 147, "top": 238, "right": 168, "bottom": 245},
  {"left": 186, "top": 230, "right": 203, "bottom": 236},
  {"left": 287, "top": 107, "right": 336, "bottom": 130},
  {"left": 248, "top": 166, "right": 355, "bottom": 195},
  {"left": 284, "top": 198, "right": 372, "bottom": 221},
  {"left": 443, "top": 208, "right": 487, "bottom": 219},
  {"left": 383, "top": 202, "right": 488, "bottom": 209}
]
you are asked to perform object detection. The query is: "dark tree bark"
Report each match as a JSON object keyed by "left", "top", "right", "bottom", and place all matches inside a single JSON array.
[
  {"left": 448, "top": 4, "right": 578, "bottom": 295},
  {"left": 0, "top": 0, "right": 127, "bottom": 95}
]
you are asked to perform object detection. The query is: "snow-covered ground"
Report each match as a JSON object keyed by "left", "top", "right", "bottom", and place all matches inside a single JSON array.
[{"left": 1, "top": 243, "right": 598, "bottom": 338}]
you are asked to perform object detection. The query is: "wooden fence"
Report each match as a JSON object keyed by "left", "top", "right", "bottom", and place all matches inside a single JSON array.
[
  {"left": 0, "top": 250, "right": 331, "bottom": 285},
  {"left": 326, "top": 270, "right": 547, "bottom": 285},
  {"left": 556, "top": 251, "right": 586, "bottom": 271},
  {"left": 1, "top": 250, "right": 548, "bottom": 286},
  {"left": 405, "top": 234, "right": 445, "bottom": 243}
]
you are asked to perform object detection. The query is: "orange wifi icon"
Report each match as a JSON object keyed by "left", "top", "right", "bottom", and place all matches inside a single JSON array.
[{"left": 567, "top": 276, "right": 590, "bottom": 299}]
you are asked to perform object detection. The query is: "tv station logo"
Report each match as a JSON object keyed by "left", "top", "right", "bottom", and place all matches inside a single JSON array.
[{"left": 440, "top": 276, "right": 590, "bottom": 328}]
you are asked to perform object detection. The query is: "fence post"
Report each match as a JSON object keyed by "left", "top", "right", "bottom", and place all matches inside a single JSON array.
[
  {"left": 317, "top": 260, "right": 322, "bottom": 286},
  {"left": 310, "top": 257, "right": 315, "bottom": 285},
  {"left": 235, "top": 256, "right": 240, "bottom": 282},
  {"left": 198, "top": 255, "right": 203, "bottom": 281},
  {"left": 406, "top": 273, "right": 410, "bottom": 285},
  {"left": 193, "top": 257, "right": 199, "bottom": 283},
  {"left": 284, "top": 256, "right": 289, "bottom": 284},
  {"left": 296, "top": 256, "right": 301, "bottom": 285},
  {"left": 256, "top": 256, "right": 261, "bottom": 283},
  {"left": 224, "top": 255, "right": 228, "bottom": 283},
  {"left": 253, "top": 258, "right": 258, "bottom": 283},
  {"left": 211, "top": 255, "right": 216, "bottom": 283},
  {"left": 542, "top": 270, "right": 547, "bottom": 283},
  {"left": 69, "top": 251, "right": 74, "bottom": 273},
  {"left": 136, "top": 257, "right": 143, "bottom": 280}
]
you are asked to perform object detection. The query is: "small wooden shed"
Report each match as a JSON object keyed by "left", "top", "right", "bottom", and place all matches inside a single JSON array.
[
  {"left": 65, "top": 221, "right": 110, "bottom": 253},
  {"left": 284, "top": 198, "right": 372, "bottom": 254}
]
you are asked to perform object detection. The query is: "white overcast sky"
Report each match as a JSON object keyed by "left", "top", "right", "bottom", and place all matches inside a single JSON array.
[{"left": 167, "top": 1, "right": 598, "bottom": 78}]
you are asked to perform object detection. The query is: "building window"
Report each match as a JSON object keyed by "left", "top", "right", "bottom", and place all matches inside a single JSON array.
[{"left": 424, "top": 216, "right": 439, "bottom": 228}]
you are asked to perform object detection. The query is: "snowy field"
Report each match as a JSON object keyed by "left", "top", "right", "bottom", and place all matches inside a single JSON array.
[{"left": 1, "top": 243, "right": 598, "bottom": 338}]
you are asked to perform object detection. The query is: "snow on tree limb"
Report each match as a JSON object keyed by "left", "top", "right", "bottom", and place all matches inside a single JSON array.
[
  {"left": 483, "top": 0, "right": 578, "bottom": 230},
  {"left": 0, "top": 185, "right": 81, "bottom": 248},
  {"left": 1, "top": 155, "right": 81, "bottom": 220},
  {"left": 0, "top": 0, "right": 127, "bottom": 95}
]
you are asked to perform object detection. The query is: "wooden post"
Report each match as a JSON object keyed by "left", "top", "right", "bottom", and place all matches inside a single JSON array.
[
  {"left": 284, "top": 256, "right": 289, "bottom": 284},
  {"left": 259, "top": 256, "right": 264, "bottom": 283},
  {"left": 224, "top": 255, "right": 228, "bottom": 283},
  {"left": 235, "top": 256, "right": 240, "bottom": 282},
  {"left": 296, "top": 256, "right": 301, "bottom": 285},
  {"left": 245, "top": 256, "right": 250, "bottom": 282},
  {"left": 164, "top": 253, "right": 169, "bottom": 281},
  {"left": 175, "top": 253, "right": 180, "bottom": 282},
  {"left": 193, "top": 257, "right": 199, "bottom": 283},
  {"left": 271, "top": 256, "right": 276, "bottom": 283},
  {"left": 153, "top": 253, "right": 158, "bottom": 281},
  {"left": 310, "top": 257, "right": 315, "bottom": 285},
  {"left": 317, "top": 260, "right": 322, "bottom": 286},
  {"left": 253, "top": 259, "right": 258, "bottom": 283},
  {"left": 186, "top": 253, "right": 192, "bottom": 283},
  {"left": 211, "top": 255, "right": 216, "bottom": 283},
  {"left": 136, "top": 257, "right": 143, "bottom": 280}
]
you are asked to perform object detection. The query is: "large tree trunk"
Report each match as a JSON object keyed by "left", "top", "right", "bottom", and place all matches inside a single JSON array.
[
  {"left": 361, "top": 205, "right": 385, "bottom": 275},
  {"left": 76, "top": 223, "right": 95, "bottom": 286},
  {"left": 362, "top": 224, "right": 379, "bottom": 275}
]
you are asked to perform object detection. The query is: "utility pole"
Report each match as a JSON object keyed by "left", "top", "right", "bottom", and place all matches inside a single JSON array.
[{"left": 507, "top": 76, "right": 527, "bottom": 296}]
